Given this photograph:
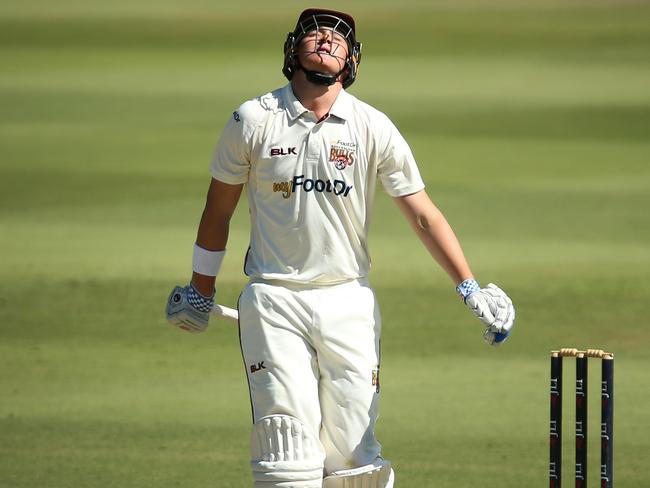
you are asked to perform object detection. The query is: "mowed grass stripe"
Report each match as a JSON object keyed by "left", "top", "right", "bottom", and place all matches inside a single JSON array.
[{"left": 2, "top": 2, "right": 650, "bottom": 487}]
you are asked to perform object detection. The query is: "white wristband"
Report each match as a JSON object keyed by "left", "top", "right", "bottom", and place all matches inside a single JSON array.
[{"left": 192, "top": 243, "right": 225, "bottom": 277}]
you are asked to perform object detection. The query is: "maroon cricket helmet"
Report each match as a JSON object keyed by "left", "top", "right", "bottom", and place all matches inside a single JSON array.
[{"left": 282, "top": 8, "right": 362, "bottom": 88}]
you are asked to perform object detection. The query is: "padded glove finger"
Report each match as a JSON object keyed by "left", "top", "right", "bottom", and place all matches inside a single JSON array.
[
  {"left": 483, "top": 328, "right": 511, "bottom": 346},
  {"left": 485, "top": 283, "right": 515, "bottom": 333},
  {"left": 465, "top": 292, "right": 496, "bottom": 328}
]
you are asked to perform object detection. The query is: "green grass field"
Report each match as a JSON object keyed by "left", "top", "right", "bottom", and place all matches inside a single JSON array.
[{"left": 2, "top": 1, "right": 650, "bottom": 486}]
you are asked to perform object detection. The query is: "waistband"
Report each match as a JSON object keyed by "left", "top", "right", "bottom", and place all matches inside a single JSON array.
[{"left": 248, "top": 276, "right": 370, "bottom": 291}]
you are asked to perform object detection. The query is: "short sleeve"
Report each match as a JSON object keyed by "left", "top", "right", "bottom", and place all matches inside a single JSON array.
[
  {"left": 209, "top": 108, "right": 254, "bottom": 185},
  {"left": 377, "top": 120, "right": 425, "bottom": 197}
]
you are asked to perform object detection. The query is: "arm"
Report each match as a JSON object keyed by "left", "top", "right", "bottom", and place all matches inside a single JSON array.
[
  {"left": 393, "top": 189, "right": 472, "bottom": 286},
  {"left": 165, "top": 178, "right": 243, "bottom": 333},
  {"left": 394, "top": 189, "right": 515, "bottom": 345},
  {"left": 191, "top": 178, "right": 244, "bottom": 296},
  {"left": 167, "top": 103, "right": 252, "bottom": 332}
]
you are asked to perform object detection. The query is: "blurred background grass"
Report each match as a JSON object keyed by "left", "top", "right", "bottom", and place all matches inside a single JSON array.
[{"left": 1, "top": 1, "right": 650, "bottom": 487}]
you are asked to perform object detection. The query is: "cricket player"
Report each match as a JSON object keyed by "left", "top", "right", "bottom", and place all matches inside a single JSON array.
[{"left": 166, "top": 8, "right": 515, "bottom": 488}]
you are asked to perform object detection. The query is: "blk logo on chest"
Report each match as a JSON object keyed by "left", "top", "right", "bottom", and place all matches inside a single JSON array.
[
  {"left": 250, "top": 361, "right": 266, "bottom": 373},
  {"left": 270, "top": 147, "right": 297, "bottom": 157}
]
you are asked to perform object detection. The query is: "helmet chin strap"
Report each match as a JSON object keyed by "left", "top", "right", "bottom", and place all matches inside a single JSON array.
[
  {"left": 304, "top": 69, "right": 338, "bottom": 86},
  {"left": 298, "top": 61, "right": 345, "bottom": 87}
]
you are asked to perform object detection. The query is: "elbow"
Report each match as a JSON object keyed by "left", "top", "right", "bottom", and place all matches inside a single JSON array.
[
  {"left": 416, "top": 206, "right": 444, "bottom": 231},
  {"left": 416, "top": 214, "right": 430, "bottom": 230}
]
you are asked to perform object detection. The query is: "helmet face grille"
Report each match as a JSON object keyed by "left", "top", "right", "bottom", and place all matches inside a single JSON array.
[
  {"left": 296, "top": 14, "right": 355, "bottom": 47},
  {"left": 282, "top": 10, "right": 362, "bottom": 89}
]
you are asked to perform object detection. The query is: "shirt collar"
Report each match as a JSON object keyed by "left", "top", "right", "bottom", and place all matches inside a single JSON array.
[
  {"left": 282, "top": 83, "right": 353, "bottom": 122},
  {"left": 282, "top": 84, "right": 309, "bottom": 121},
  {"left": 328, "top": 89, "right": 353, "bottom": 121}
]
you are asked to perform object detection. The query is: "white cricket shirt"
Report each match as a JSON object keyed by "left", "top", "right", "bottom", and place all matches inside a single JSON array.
[{"left": 210, "top": 84, "right": 425, "bottom": 284}]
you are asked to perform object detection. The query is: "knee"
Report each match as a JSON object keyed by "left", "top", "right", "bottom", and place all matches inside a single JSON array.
[
  {"left": 323, "top": 427, "right": 382, "bottom": 475},
  {"left": 250, "top": 415, "right": 325, "bottom": 488}
]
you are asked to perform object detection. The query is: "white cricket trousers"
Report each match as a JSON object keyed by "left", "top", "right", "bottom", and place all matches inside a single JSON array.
[{"left": 238, "top": 278, "right": 384, "bottom": 482}]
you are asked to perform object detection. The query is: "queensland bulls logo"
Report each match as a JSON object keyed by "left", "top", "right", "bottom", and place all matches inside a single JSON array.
[
  {"left": 333, "top": 153, "right": 351, "bottom": 170},
  {"left": 330, "top": 140, "right": 357, "bottom": 170}
]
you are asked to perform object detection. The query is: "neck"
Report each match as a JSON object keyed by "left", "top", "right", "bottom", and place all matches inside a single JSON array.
[{"left": 291, "top": 71, "right": 342, "bottom": 120}]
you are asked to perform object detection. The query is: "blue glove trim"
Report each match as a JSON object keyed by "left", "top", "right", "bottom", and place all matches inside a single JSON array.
[
  {"left": 494, "top": 330, "right": 510, "bottom": 343},
  {"left": 456, "top": 278, "right": 480, "bottom": 302},
  {"left": 187, "top": 284, "right": 215, "bottom": 313}
]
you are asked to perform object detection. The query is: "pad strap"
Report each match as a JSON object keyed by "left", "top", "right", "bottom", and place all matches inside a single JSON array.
[{"left": 323, "top": 458, "right": 394, "bottom": 488}]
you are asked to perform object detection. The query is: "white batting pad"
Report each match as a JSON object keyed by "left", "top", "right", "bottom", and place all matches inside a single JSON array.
[
  {"left": 322, "top": 458, "right": 394, "bottom": 488},
  {"left": 251, "top": 415, "right": 325, "bottom": 487}
]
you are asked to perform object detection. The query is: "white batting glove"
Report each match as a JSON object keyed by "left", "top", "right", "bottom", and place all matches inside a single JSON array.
[
  {"left": 456, "top": 280, "right": 515, "bottom": 346},
  {"left": 165, "top": 284, "right": 214, "bottom": 333}
]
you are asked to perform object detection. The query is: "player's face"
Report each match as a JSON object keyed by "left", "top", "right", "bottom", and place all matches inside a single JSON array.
[{"left": 297, "top": 27, "right": 349, "bottom": 75}]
